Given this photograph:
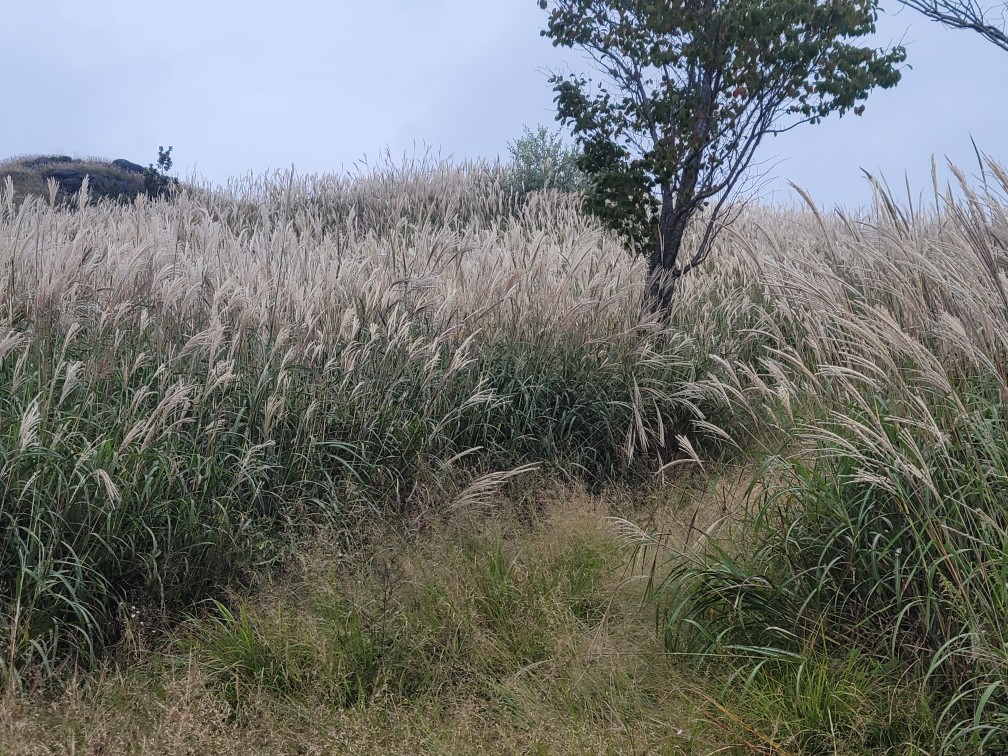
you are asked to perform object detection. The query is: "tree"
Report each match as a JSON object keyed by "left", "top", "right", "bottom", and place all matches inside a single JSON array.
[
  {"left": 142, "top": 145, "right": 175, "bottom": 199},
  {"left": 507, "top": 124, "right": 586, "bottom": 198},
  {"left": 897, "top": 0, "right": 1008, "bottom": 52},
  {"left": 539, "top": 0, "right": 905, "bottom": 315}
]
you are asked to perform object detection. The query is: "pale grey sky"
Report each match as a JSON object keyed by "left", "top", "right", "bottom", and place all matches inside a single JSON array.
[{"left": 3, "top": 1, "right": 1004, "bottom": 207}]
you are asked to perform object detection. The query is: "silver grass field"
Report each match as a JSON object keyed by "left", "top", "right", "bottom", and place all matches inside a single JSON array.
[{"left": 1, "top": 157, "right": 1007, "bottom": 753}]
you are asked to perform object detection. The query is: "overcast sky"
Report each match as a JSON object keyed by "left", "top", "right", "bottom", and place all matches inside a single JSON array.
[{"left": 3, "top": 1, "right": 1004, "bottom": 208}]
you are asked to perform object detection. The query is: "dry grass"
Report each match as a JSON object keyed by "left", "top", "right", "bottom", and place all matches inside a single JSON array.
[{"left": 0, "top": 482, "right": 720, "bottom": 755}]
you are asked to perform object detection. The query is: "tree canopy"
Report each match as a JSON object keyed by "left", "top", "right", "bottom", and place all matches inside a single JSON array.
[{"left": 540, "top": 0, "right": 905, "bottom": 314}]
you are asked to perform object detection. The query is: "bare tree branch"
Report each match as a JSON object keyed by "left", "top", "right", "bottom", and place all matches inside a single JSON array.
[{"left": 899, "top": 0, "right": 1008, "bottom": 51}]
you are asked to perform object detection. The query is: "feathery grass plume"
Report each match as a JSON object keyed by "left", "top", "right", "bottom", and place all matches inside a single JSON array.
[
  {"left": 446, "top": 463, "right": 541, "bottom": 514},
  {"left": 2, "top": 176, "right": 12, "bottom": 219},
  {"left": 16, "top": 399, "right": 41, "bottom": 451}
]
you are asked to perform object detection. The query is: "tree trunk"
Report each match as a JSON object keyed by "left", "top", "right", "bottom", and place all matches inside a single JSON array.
[
  {"left": 642, "top": 65, "right": 715, "bottom": 320},
  {"left": 643, "top": 190, "right": 690, "bottom": 319}
]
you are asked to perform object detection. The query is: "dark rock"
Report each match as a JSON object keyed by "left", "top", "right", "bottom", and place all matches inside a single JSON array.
[
  {"left": 42, "top": 166, "right": 144, "bottom": 203},
  {"left": 111, "top": 159, "right": 146, "bottom": 174}
]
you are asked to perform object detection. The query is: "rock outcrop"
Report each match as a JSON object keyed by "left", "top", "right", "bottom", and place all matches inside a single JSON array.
[{"left": 0, "top": 154, "right": 158, "bottom": 206}]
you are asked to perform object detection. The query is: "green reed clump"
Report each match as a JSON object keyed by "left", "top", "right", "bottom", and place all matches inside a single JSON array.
[
  {"left": 456, "top": 332, "right": 702, "bottom": 482},
  {"left": 649, "top": 383, "right": 1008, "bottom": 752},
  {"left": 0, "top": 314, "right": 722, "bottom": 685},
  {"left": 648, "top": 163, "right": 1008, "bottom": 752}
]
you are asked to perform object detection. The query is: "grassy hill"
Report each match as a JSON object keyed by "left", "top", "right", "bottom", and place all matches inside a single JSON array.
[{"left": 0, "top": 155, "right": 1005, "bottom": 753}]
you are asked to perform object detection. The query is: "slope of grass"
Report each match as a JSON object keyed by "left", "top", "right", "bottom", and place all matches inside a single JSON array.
[{"left": 3, "top": 152, "right": 1008, "bottom": 751}]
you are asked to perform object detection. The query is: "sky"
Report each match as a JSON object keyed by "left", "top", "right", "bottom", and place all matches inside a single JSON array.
[{"left": 3, "top": 1, "right": 1005, "bottom": 208}]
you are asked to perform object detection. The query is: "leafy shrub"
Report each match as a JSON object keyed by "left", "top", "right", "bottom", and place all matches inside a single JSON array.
[
  {"left": 142, "top": 145, "right": 176, "bottom": 199},
  {"left": 505, "top": 125, "right": 584, "bottom": 199}
]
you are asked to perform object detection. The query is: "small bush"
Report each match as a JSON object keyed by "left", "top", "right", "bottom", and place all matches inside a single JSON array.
[
  {"left": 142, "top": 145, "right": 176, "bottom": 199},
  {"left": 505, "top": 125, "right": 584, "bottom": 199}
]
